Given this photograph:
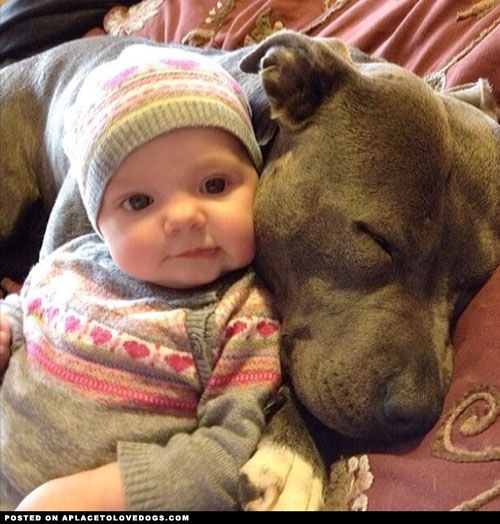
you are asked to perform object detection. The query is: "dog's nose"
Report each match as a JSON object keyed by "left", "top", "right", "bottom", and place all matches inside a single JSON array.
[
  {"left": 383, "top": 371, "right": 442, "bottom": 437},
  {"left": 383, "top": 394, "right": 438, "bottom": 437}
]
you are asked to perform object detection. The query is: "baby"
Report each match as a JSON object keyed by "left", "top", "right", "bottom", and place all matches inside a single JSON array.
[{"left": 0, "top": 45, "right": 280, "bottom": 510}]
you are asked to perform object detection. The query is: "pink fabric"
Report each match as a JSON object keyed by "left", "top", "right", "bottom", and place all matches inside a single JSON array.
[{"left": 91, "top": 0, "right": 500, "bottom": 102}]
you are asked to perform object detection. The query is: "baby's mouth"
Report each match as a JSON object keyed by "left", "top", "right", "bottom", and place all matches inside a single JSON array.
[{"left": 175, "top": 247, "right": 221, "bottom": 258}]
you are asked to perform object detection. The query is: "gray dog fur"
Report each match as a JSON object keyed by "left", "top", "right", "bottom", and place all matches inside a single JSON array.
[
  {"left": 0, "top": 31, "right": 499, "bottom": 509},
  {"left": 246, "top": 32, "right": 500, "bottom": 439}
]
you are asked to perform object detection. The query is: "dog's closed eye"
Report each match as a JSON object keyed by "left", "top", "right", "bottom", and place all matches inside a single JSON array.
[{"left": 356, "top": 222, "right": 394, "bottom": 260}]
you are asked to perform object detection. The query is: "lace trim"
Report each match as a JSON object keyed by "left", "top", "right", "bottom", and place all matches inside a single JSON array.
[
  {"left": 425, "top": 10, "right": 500, "bottom": 91},
  {"left": 104, "top": 0, "right": 164, "bottom": 36},
  {"left": 182, "top": 0, "right": 237, "bottom": 47},
  {"left": 458, "top": 0, "right": 500, "bottom": 20},
  {"left": 345, "top": 455, "right": 374, "bottom": 511},
  {"left": 243, "top": 8, "right": 284, "bottom": 45}
]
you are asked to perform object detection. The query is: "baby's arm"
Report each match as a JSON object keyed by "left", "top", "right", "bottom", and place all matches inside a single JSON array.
[
  {"left": 16, "top": 277, "right": 280, "bottom": 511},
  {"left": 0, "top": 314, "right": 11, "bottom": 371},
  {"left": 16, "top": 462, "right": 125, "bottom": 511},
  {"left": 16, "top": 379, "right": 272, "bottom": 511},
  {"left": 116, "top": 308, "right": 279, "bottom": 510},
  {"left": 16, "top": 310, "right": 279, "bottom": 511}
]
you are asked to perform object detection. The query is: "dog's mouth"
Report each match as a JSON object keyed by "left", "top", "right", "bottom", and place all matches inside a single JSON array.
[
  {"left": 297, "top": 385, "right": 443, "bottom": 443},
  {"left": 299, "top": 396, "right": 437, "bottom": 441},
  {"left": 287, "top": 337, "right": 447, "bottom": 442},
  {"left": 295, "top": 396, "right": 436, "bottom": 459}
]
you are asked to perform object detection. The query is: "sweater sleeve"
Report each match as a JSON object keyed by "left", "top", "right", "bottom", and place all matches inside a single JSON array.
[
  {"left": 117, "top": 283, "right": 281, "bottom": 510},
  {"left": 0, "top": 293, "right": 24, "bottom": 353}
]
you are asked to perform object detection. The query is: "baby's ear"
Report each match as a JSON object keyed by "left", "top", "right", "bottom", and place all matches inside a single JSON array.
[
  {"left": 240, "top": 31, "right": 355, "bottom": 130},
  {"left": 441, "top": 79, "right": 499, "bottom": 122}
]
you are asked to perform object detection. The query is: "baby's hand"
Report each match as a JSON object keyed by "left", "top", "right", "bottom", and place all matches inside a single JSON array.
[
  {"left": 1, "top": 277, "right": 22, "bottom": 298},
  {"left": 0, "top": 314, "right": 12, "bottom": 372}
]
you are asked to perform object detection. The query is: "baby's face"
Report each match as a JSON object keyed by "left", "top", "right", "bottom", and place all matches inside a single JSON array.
[{"left": 97, "top": 127, "right": 258, "bottom": 289}]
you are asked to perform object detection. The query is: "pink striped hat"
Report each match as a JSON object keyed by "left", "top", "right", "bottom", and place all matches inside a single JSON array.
[{"left": 63, "top": 45, "right": 262, "bottom": 232}]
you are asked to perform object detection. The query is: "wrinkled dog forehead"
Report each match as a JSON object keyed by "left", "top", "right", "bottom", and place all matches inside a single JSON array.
[
  {"left": 245, "top": 32, "right": 455, "bottom": 224},
  {"left": 279, "top": 66, "right": 453, "bottom": 214},
  {"left": 247, "top": 31, "right": 500, "bottom": 290},
  {"left": 247, "top": 31, "right": 500, "bottom": 326},
  {"left": 249, "top": 44, "right": 454, "bottom": 287}
]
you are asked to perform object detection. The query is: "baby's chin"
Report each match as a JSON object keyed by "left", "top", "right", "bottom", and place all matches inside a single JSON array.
[
  {"left": 118, "top": 254, "right": 252, "bottom": 290},
  {"left": 147, "top": 268, "right": 232, "bottom": 290}
]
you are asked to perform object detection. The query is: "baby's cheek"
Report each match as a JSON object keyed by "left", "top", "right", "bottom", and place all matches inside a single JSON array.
[
  {"left": 236, "top": 220, "right": 257, "bottom": 265},
  {"left": 107, "top": 243, "right": 131, "bottom": 274},
  {"left": 105, "top": 234, "right": 143, "bottom": 278}
]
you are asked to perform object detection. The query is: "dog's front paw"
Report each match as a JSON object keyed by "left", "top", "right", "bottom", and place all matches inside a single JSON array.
[{"left": 239, "top": 442, "right": 324, "bottom": 511}]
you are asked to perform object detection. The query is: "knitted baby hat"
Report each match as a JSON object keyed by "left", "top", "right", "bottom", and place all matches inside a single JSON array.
[{"left": 63, "top": 45, "right": 262, "bottom": 232}]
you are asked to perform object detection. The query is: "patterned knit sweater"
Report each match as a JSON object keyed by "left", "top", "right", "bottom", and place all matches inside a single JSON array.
[{"left": 0, "top": 234, "right": 281, "bottom": 510}]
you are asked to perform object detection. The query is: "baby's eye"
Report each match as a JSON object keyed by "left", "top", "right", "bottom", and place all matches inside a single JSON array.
[
  {"left": 122, "top": 194, "right": 153, "bottom": 211},
  {"left": 201, "top": 177, "right": 228, "bottom": 195}
]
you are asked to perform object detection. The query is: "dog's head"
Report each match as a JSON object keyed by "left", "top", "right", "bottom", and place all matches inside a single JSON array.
[{"left": 241, "top": 31, "right": 500, "bottom": 442}]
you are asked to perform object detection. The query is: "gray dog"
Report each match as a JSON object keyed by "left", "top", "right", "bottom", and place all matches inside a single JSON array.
[
  {"left": 1, "top": 31, "right": 499, "bottom": 510},
  {"left": 239, "top": 31, "right": 500, "bottom": 510}
]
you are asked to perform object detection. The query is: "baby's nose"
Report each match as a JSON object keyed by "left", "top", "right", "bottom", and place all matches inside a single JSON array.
[{"left": 162, "top": 198, "right": 207, "bottom": 236}]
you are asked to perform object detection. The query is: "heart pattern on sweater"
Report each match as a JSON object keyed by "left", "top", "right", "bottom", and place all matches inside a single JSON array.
[
  {"left": 224, "top": 320, "right": 247, "bottom": 339},
  {"left": 90, "top": 326, "right": 112, "bottom": 346},
  {"left": 165, "top": 353, "right": 192, "bottom": 373},
  {"left": 64, "top": 315, "right": 81, "bottom": 332},
  {"left": 27, "top": 298, "right": 42, "bottom": 313},
  {"left": 256, "top": 321, "right": 279, "bottom": 337},
  {"left": 123, "top": 340, "right": 150, "bottom": 359}
]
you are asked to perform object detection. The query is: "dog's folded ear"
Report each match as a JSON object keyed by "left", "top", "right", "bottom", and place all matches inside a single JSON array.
[
  {"left": 240, "top": 30, "right": 355, "bottom": 129},
  {"left": 441, "top": 79, "right": 499, "bottom": 122}
]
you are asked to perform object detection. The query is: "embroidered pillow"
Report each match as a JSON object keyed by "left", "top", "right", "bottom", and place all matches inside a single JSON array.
[{"left": 93, "top": 0, "right": 500, "bottom": 103}]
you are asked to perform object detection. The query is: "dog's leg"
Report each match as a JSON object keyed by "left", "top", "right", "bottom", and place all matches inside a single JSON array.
[{"left": 239, "top": 388, "right": 326, "bottom": 511}]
